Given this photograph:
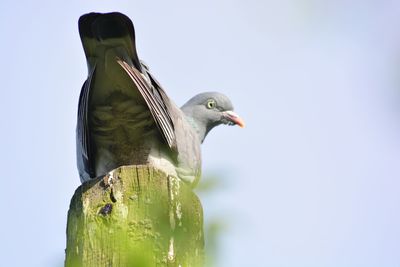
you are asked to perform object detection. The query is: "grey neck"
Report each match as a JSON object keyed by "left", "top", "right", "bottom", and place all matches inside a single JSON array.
[{"left": 183, "top": 114, "right": 208, "bottom": 143}]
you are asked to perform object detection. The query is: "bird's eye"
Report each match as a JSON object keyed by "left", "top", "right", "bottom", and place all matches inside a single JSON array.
[{"left": 206, "top": 99, "right": 216, "bottom": 109}]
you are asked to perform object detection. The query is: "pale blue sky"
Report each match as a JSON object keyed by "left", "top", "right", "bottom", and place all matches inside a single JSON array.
[{"left": 1, "top": 1, "right": 400, "bottom": 266}]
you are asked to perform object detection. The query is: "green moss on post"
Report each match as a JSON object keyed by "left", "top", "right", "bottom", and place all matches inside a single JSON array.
[{"left": 65, "top": 166, "right": 204, "bottom": 267}]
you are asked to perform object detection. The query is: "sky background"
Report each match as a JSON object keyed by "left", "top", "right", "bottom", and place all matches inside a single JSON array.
[{"left": 1, "top": 0, "right": 400, "bottom": 266}]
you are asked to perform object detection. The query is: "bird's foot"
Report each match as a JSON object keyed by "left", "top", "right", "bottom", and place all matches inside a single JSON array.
[{"left": 103, "top": 170, "right": 116, "bottom": 188}]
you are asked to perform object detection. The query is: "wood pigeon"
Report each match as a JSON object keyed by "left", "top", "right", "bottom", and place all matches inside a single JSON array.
[{"left": 76, "top": 12, "right": 244, "bottom": 187}]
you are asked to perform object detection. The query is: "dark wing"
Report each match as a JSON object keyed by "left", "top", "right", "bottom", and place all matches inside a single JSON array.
[
  {"left": 77, "top": 64, "right": 96, "bottom": 178},
  {"left": 78, "top": 12, "right": 142, "bottom": 179},
  {"left": 78, "top": 12, "right": 177, "bottom": 178},
  {"left": 117, "top": 59, "right": 177, "bottom": 150}
]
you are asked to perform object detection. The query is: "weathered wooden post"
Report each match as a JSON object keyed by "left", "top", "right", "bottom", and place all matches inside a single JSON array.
[{"left": 65, "top": 165, "right": 204, "bottom": 267}]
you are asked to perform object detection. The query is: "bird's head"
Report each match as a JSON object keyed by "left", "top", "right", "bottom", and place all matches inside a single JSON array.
[{"left": 181, "top": 92, "right": 245, "bottom": 142}]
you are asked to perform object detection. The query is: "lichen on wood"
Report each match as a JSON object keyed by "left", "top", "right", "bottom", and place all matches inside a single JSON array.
[{"left": 65, "top": 165, "right": 204, "bottom": 267}]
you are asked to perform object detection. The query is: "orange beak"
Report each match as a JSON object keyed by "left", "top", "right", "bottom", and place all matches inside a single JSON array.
[{"left": 223, "top": 111, "right": 245, "bottom": 128}]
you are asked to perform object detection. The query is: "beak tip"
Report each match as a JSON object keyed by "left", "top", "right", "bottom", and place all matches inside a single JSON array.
[{"left": 223, "top": 110, "right": 245, "bottom": 129}]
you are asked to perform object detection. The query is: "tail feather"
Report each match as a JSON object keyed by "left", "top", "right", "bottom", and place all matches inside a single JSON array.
[{"left": 78, "top": 12, "right": 142, "bottom": 71}]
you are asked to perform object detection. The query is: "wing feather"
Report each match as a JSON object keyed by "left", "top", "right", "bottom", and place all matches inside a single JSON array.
[
  {"left": 77, "top": 64, "right": 96, "bottom": 177},
  {"left": 116, "top": 59, "right": 177, "bottom": 150}
]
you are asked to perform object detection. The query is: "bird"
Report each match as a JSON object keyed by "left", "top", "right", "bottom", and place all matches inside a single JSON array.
[{"left": 76, "top": 12, "right": 244, "bottom": 187}]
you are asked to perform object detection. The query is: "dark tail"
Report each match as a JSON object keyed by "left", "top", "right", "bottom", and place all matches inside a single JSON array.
[{"left": 78, "top": 12, "right": 142, "bottom": 70}]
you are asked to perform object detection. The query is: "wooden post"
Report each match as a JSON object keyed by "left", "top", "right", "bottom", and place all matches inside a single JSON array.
[{"left": 65, "top": 165, "right": 204, "bottom": 267}]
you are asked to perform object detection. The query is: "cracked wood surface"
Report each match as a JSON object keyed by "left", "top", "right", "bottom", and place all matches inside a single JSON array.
[{"left": 65, "top": 165, "right": 204, "bottom": 267}]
